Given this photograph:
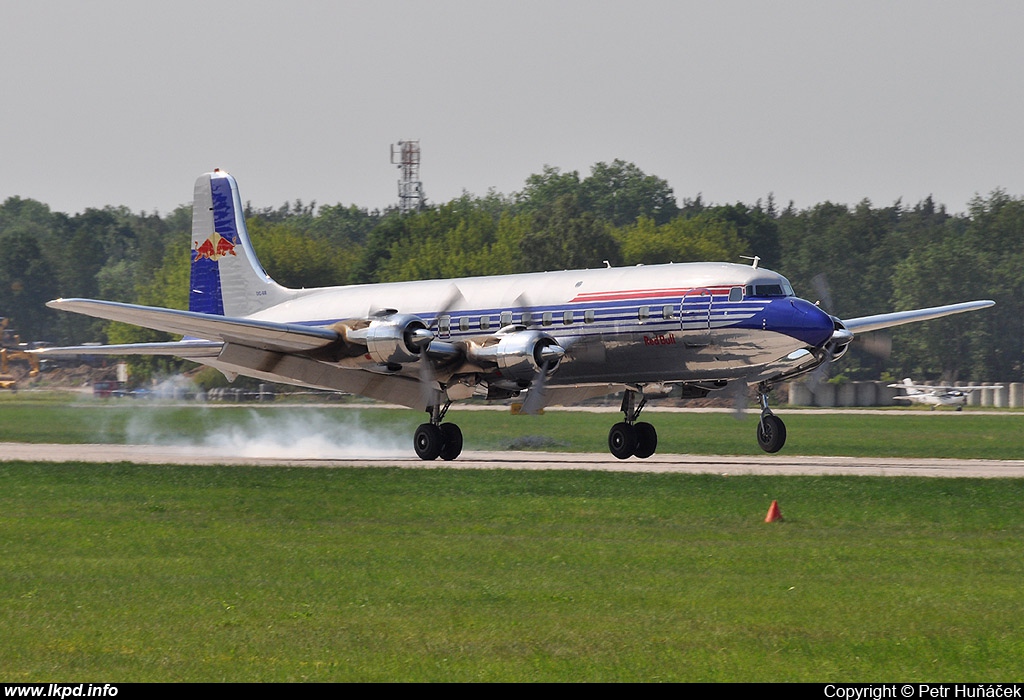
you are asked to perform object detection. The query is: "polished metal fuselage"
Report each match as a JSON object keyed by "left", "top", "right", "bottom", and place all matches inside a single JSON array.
[{"left": 248, "top": 261, "right": 835, "bottom": 389}]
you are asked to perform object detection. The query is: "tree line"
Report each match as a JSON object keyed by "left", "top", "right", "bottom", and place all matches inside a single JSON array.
[{"left": 1, "top": 159, "right": 1019, "bottom": 383}]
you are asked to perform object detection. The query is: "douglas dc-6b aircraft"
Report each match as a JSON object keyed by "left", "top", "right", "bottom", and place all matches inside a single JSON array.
[
  {"left": 38, "top": 170, "right": 995, "bottom": 460},
  {"left": 889, "top": 378, "right": 1004, "bottom": 410}
]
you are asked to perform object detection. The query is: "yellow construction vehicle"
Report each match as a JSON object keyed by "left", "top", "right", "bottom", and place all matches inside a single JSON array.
[{"left": 0, "top": 317, "right": 40, "bottom": 389}]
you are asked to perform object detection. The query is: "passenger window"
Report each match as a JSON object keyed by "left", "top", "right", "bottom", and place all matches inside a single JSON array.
[
  {"left": 584, "top": 309, "right": 595, "bottom": 324},
  {"left": 438, "top": 315, "right": 450, "bottom": 334},
  {"left": 459, "top": 317, "right": 469, "bottom": 332},
  {"left": 638, "top": 306, "right": 650, "bottom": 322},
  {"left": 480, "top": 315, "right": 491, "bottom": 331},
  {"left": 500, "top": 311, "right": 512, "bottom": 326},
  {"left": 521, "top": 311, "right": 532, "bottom": 325},
  {"left": 543, "top": 312, "right": 552, "bottom": 326},
  {"left": 563, "top": 310, "right": 573, "bottom": 325},
  {"left": 662, "top": 305, "right": 673, "bottom": 320}
]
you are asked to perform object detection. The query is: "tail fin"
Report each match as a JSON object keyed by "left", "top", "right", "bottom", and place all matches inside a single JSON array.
[
  {"left": 190, "top": 170, "right": 293, "bottom": 317},
  {"left": 902, "top": 378, "right": 920, "bottom": 395}
]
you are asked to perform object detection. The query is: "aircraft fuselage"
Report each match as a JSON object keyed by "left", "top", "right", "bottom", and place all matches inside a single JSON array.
[{"left": 247, "top": 262, "right": 836, "bottom": 387}]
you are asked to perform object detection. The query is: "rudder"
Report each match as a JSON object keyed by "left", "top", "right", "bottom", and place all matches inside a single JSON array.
[{"left": 190, "top": 170, "right": 292, "bottom": 317}]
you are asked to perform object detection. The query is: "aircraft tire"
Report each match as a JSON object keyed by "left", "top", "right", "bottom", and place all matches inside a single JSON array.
[
  {"left": 414, "top": 423, "right": 443, "bottom": 461},
  {"left": 439, "top": 423, "right": 464, "bottom": 461},
  {"left": 756, "top": 415, "right": 787, "bottom": 453},
  {"left": 608, "top": 422, "right": 638, "bottom": 460},
  {"left": 633, "top": 422, "right": 658, "bottom": 459}
]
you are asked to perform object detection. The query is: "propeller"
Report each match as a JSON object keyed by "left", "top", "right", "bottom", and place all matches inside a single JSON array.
[
  {"left": 806, "top": 273, "right": 891, "bottom": 395},
  {"left": 519, "top": 341, "right": 566, "bottom": 414},
  {"left": 415, "top": 284, "right": 465, "bottom": 409},
  {"left": 501, "top": 289, "right": 577, "bottom": 414},
  {"left": 730, "top": 378, "right": 749, "bottom": 419}
]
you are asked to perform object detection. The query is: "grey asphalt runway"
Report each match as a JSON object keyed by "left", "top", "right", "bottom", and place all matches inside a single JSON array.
[{"left": 3, "top": 442, "right": 1024, "bottom": 478}]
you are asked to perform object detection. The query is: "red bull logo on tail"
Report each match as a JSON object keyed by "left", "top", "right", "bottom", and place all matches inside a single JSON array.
[{"left": 193, "top": 231, "right": 238, "bottom": 262}]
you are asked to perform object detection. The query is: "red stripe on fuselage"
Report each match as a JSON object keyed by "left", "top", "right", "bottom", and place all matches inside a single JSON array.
[{"left": 570, "top": 286, "right": 734, "bottom": 303}]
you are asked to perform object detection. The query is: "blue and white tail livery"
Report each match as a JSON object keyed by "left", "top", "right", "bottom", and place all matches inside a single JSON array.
[
  {"left": 39, "top": 169, "right": 995, "bottom": 460},
  {"left": 190, "top": 170, "right": 293, "bottom": 317}
]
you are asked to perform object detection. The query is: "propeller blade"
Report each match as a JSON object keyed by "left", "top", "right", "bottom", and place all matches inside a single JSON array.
[
  {"left": 519, "top": 370, "right": 549, "bottom": 415},
  {"left": 857, "top": 331, "right": 892, "bottom": 359},
  {"left": 435, "top": 285, "right": 465, "bottom": 323},
  {"left": 811, "top": 273, "right": 834, "bottom": 314},
  {"left": 418, "top": 351, "right": 442, "bottom": 409},
  {"left": 414, "top": 283, "right": 466, "bottom": 409},
  {"left": 730, "top": 379, "right": 749, "bottom": 419},
  {"left": 520, "top": 341, "right": 566, "bottom": 415}
]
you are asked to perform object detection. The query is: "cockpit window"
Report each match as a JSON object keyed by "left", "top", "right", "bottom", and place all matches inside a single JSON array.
[{"left": 744, "top": 282, "right": 795, "bottom": 298}]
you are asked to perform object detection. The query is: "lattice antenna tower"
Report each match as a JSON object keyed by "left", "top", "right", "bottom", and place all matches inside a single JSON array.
[{"left": 391, "top": 140, "right": 424, "bottom": 213}]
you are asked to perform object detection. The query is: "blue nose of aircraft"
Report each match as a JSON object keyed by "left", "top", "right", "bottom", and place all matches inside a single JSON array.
[{"left": 782, "top": 297, "right": 837, "bottom": 347}]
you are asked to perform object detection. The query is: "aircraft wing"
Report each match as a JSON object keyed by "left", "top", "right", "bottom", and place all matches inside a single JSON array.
[
  {"left": 886, "top": 383, "right": 934, "bottom": 391},
  {"left": 886, "top": 383, "right": 1002, "bottom": 393},
  {"left": 45, "top": 298, "right": 339, "bottom": 353},
  {"left": 32, "top": 340, "right": 223, "bottom": 359},
  {"left": 40, "top": 297, "right": 436, "bottom": 409},
  {"left": 843, "top": 300, "right": 994, "bottom": 334}
]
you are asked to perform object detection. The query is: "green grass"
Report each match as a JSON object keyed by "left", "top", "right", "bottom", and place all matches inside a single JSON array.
[
  {"left": 2, "top": 394, "right": 1023, "bottom": 681},
  {"left": 2, "top": 463, "right": 1023, "bottom": 682},
  {"left": 2, "top": 393, "right": 1024, "bottom": 459}
]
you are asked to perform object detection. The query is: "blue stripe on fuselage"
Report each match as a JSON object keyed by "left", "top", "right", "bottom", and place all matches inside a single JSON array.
[{"left": 256, "top": 292, "right": 835, "bottom": 348}]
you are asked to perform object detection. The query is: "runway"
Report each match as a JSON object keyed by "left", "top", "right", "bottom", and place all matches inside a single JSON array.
[{"left": 3, "top": 442, "right": 1024, "bottom": 478}]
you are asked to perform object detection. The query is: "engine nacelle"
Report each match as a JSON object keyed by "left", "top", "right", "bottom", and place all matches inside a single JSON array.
[
  {"left": 346, "top": 314, "right": 430, "bottom": 365},
  {"left": 468, "top": 330, "right": 564, "bottom": 386}
]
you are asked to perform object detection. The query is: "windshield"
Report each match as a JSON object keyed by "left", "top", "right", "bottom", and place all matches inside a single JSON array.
[{"left": 744, "top": 281, "right": 795, "bottom": 298}]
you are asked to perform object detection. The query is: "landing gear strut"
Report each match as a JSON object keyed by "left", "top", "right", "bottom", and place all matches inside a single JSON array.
[
  {"left": 755, "top": 382, "right": 786, "bottom": 453},
  {"left": 608, "top": 390, "right": 658, "bottom": 459},
  {"left": 414, "top": 400, "right": 463, "bottom": 461}
]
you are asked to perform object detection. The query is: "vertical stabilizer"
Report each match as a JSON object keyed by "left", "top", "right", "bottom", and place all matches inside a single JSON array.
[
  {"left": 189, "top": 170, "right": 292, "bottom": 317},
  {"left": 902, "top": 378, "right": 921, "bottom": 395}
]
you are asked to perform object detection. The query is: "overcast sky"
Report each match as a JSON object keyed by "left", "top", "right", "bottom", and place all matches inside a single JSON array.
[{"left": 3, "top": 1, "right": 1023, "bottom": 216}]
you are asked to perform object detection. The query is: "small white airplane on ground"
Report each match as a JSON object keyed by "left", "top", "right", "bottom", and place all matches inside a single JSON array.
[
  {"left": 888, "top": 378, "right": 1003, "bottom": 410},
  {"left": 37, "top": 170, "right": 996, "bottom": 460}
]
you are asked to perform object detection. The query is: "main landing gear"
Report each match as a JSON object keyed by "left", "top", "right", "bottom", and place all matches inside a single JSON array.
[
  {"left": 755, "top": 382, "right": 786, "bottom": 453},
  {"left": 608, "top": 390, "right": 658, "bottom": 459},
  {"left": 413, "top": 384, "right": 787, "bottom": 460},
  {"left": 414, "top": 400, "right": 463, "bottom": 461}
]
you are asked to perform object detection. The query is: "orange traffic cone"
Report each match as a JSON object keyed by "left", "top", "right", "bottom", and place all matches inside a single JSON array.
[{"left": 765, "top": 500, "right": 783, "bottom": 523}]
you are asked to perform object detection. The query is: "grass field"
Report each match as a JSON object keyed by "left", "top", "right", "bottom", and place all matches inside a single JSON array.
[
  {"left": 1, "top": 394, "right": 1023, "bottom": 682},
  {"left": 2, "top": 462, "right": 1023, "bottom": 682},
  {"left": 2, "top": 392, "right": 1024, "bottom": 459}
]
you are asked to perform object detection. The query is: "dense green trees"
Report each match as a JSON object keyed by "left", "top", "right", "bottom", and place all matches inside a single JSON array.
[{"left": 2, "top": 161, "right": 1022, "bottom": 383}]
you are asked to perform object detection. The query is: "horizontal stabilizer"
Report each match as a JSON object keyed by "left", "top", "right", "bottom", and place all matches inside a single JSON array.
[
  {"left": 843, "top": 300, "right": 994, "bottom": 334},
  {"left": 31, "top": 340, "right": 223, "bottom": 359},
  {"left": 46, "top": 298, "right": 339, "bottom": 353}
]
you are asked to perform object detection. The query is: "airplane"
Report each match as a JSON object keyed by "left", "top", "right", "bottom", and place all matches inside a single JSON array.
[
  {"left": 888, "top": 378, "right": 1004, "bottom": 410},
  {"left": 35, "top": 169, "right": 996, "bottom": 460}
]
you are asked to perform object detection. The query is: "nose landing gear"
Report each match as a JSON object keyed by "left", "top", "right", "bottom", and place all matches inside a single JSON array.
[{"left": 755, "top": 382, "right": 787, "bottom": 453}]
